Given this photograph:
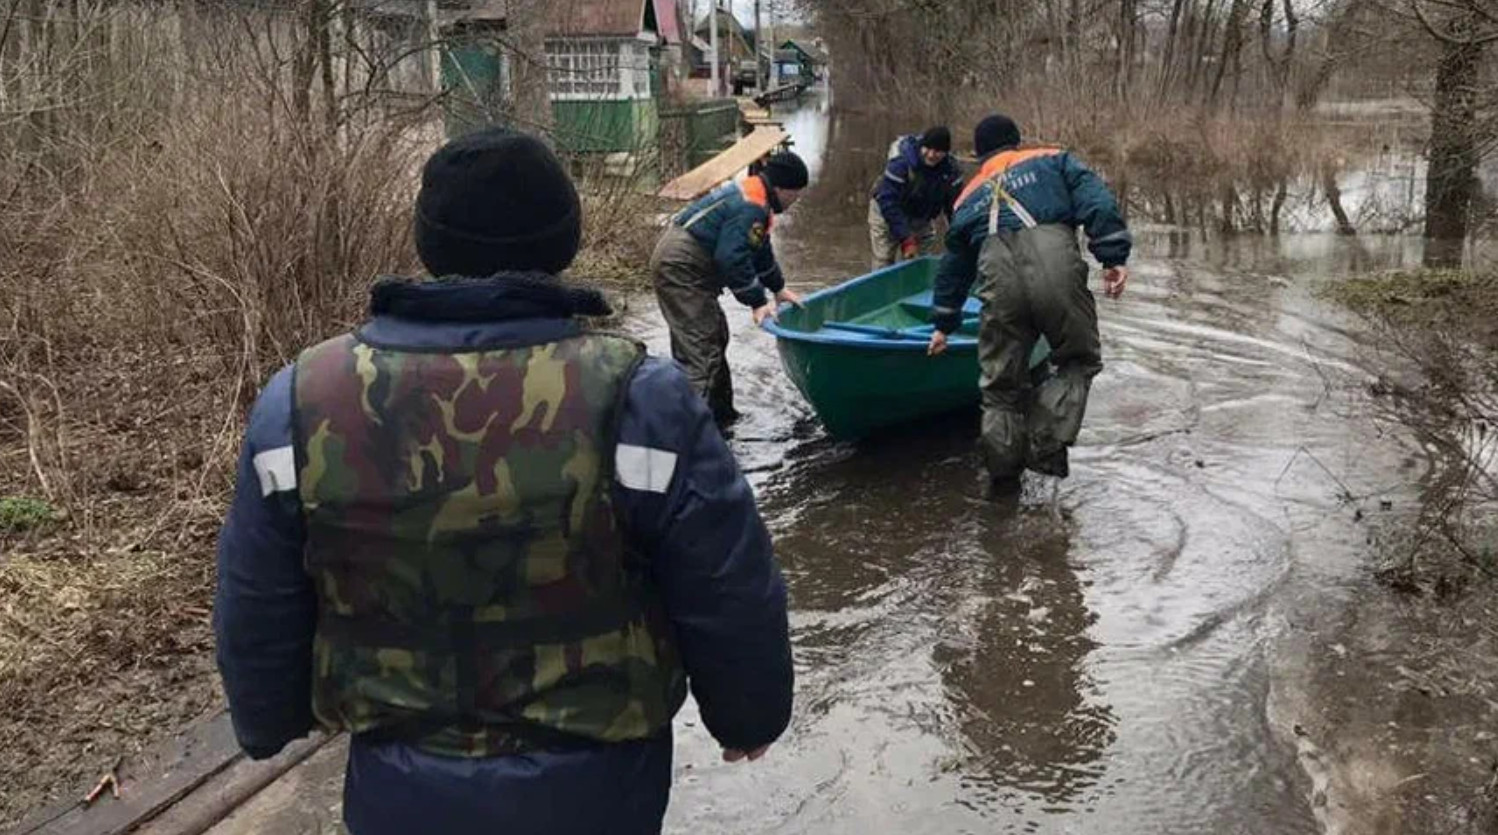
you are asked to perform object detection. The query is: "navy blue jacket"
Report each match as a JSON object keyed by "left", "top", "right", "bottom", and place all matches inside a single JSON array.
[
  {"left": 672, "top": 175, "right": 785, "bottom": 309},
  {"left": 932, "top": 148, "right": 1132, "bottom": 334},
  {"left": 872, "top": 135, "right": 964, "bottom": 241},
  {"left": 214, "top": 276, "right": 793, "bottom": 835}
]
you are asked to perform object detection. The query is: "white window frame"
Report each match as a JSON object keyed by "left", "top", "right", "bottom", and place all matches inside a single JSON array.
[{"left": 546, "top": 34, "right": 655, "bottom": 102}]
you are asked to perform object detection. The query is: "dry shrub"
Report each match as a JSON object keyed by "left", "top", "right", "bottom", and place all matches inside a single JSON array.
[
  {"left": 955, "top": 97, "right": 1337, "bottom": 231},
  {"left": 0, "top": 0, "right": 664, "bottom": 817},
  {"left": 0, "top": 4, "right": 429, "bottom": 823},
  {"left": 564, "top": 141, "right": 667, "bottom": 293},
  {"left": 112, "top": 101, "right": 425, "bottom": 394},
  {"left": 1325, "top": 270, "right": 1498, "bottom": 591}
]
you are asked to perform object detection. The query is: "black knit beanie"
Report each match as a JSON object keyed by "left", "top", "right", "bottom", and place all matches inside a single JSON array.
[
  {"left": 974, "top": 114, "right": 1022, "bottom": 157},
  {"left": 761, "top": 151, "right": 810, "bottom": 190},
  {"left": 413, "top": 127, "right": 582, "bottom": 278},
  {"left": 920, "top": 126, "right": 952, "bottom": 153}
]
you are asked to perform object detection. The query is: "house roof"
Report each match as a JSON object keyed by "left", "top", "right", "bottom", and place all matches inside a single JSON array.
[
  {"left": 355, "top": 0, "right": 506, "bottom": 23},
  {"left": 780, "top": 38, "right": 828, "bottom": 64},
  {"left": 546, "top": 0, "right": 650, "bottom": 37},
  {"left": 653, "top": 0, "right": 682, "bottom": 43},
  {"left": 694, "top": 7, "right": 748, "bottom": 38}
]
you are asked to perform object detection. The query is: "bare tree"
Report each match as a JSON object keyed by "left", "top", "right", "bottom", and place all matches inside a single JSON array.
[{"left": 1409, "top": 0, "right": 1495, "bottom": 266}]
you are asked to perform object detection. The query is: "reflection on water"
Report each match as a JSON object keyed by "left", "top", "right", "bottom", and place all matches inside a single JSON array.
[
  {"left": 936, "top": 512, "right": 1115, "bottom": 816},
  {"left": 647, "top": 95, "right": 1449, "bottom": 833}
]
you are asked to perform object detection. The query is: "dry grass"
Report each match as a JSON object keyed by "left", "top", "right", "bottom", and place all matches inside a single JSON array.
[
  {"left": 0, "top": 343, "right": 233, "bottom": 824},
  {"left": 0, "top": 3, "right": 657, "bottom": 825},
  {"left": 1323, "top": 269, "right": 1498, "bottom": 595},
  {"left": 570, "top": 189, "right": 666, "bottom": 292}
]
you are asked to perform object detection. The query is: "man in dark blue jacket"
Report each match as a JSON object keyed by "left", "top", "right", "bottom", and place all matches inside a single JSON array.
[
  {"left": 868, "top": 127, "right": 964, "bottom": 269},
  {"left": 650, "top": 153, "right": 808, "bottom": 425},
  {"left": 214, "top": 128, "right": 793, "bottom": 835},
  {"left": 927, "top": 114, "right": 1132, "bottom": 488}
]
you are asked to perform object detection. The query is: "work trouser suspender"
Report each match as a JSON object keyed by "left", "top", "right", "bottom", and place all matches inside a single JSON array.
[
  {"left": 680, "top": 198, "right": 728, "bottom": 231},
  {"left": 988, "top": 179, "right": 1039, "bottom": 234}
]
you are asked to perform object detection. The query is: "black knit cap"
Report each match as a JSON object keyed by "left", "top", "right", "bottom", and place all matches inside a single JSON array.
[
  {"left": 920, "top": 126, "right": 952, "bottom": 153},
  {"left": 761, "top": 151, "right": 809, "bottom": 190},
  {"left": 974, "top": 114, "right": 1022, "bottom": 156},
  {"left": 413, "top": 127, "right": 581, "bottom": 278}
]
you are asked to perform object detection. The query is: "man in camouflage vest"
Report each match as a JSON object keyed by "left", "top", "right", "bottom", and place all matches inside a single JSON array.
[{"left": 214, "top": 128, "right": 793, "bottom": 835}]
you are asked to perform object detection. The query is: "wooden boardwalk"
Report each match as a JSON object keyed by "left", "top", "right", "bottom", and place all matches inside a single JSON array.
[{"left": 5, "top": 712, "right": 337, "bottom": 835}]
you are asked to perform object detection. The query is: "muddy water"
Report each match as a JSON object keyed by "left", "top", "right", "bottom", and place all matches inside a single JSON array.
[{"left": 640, "top": 96, "right": 1445, "bottom": 833}]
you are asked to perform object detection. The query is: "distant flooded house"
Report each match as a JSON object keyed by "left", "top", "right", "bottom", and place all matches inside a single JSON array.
[
  {"left": 776, "top": 38, "right": 827, "bottom": 84},
  {"left": 350, "top": 0, "right": 509, "bottom": 97},
  {"left": 545, "top": 0, "right": 685, "bottom": 158},
  {"left": 688, "top": 5, "right": 752, "bottom": 82}
]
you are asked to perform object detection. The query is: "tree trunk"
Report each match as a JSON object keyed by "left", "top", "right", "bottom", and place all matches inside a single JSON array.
[
  {"left": 1158, "top": 0, "right": 1188, "bottom": 100},
  {"left": 1422, "top": 14, "right": 1483, "bottom": 268},
  {"left": 1067, "top": 0, "right": 1083, "bottom": 66},
  {"left": 1323, "top": 163, "right": 1356, "bottom": 236},
  {"left": 1117, "top": 0, "right": 1137, "bottom": 101},
  {"left": 1188, "top": 0, "right": 1223, "bottom": 99},
  {"left": 507, "top": 0, "right": 553, "bottom": 135},
  {"left": 1269, "top": 177, "right": 1288, "bottom": 235},
  {"left": 315, "top": 0, "right": 337, "bottom": 136},
  {"left": 1208, "top": 0, "right": 1249, "bottom": 109},
  {"left": 292, "top": 0, "right": 317, "bottom": 129},
  {"left": 1220, "top": 183, "right": 1238, "bottom": 234}
]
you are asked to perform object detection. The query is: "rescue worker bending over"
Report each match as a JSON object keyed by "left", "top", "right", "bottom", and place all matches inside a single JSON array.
[
  {"left": 214, "top": 128, "right": 793, "bottom": 835},
  {"left": 928, "top": 114, "right": 1132, "bottom": 489},
  {"left": 869, "top": 126, "right": 964, "bottom": 270},
  {"left": 650, "top": 152, "right": 808, "bottom": 425}
]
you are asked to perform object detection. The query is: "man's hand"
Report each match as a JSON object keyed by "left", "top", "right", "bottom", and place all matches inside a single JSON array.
[
  {"left": 927, "top": 330, "right": 948, "bottom": 356},
  {"left": 1103, "top": 266, "right": 1129, "bottom": 299},
  {"left": 775, "top": 288, "right": 804, "bottom": 308},
  {"left": 752, "top": 303, "right": 777, "bottom": 326},
  {"left": 723, "top": 745, "right": 772, "bottom": 763},
  {"left": 900, "top": 237, "right": 919, "bottom": 260}
]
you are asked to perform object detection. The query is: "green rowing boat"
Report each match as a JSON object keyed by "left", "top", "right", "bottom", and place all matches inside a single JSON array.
[{"left": 762, "top": 256, "right": 1051, "bottom": 440}]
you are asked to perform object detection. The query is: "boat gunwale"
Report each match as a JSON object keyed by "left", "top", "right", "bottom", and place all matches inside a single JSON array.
[{"left": 761, "top": 257, "right": 980, "bottom": 352}]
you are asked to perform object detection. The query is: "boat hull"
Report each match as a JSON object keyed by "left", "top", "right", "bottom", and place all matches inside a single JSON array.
[{"left": 764, "top": 257, "right": 1050, "bottom": 440}]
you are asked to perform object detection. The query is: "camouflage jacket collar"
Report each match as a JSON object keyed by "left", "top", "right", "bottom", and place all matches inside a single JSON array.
[{"left": 369, "top": 272, "right": 613, "bottom": 324}]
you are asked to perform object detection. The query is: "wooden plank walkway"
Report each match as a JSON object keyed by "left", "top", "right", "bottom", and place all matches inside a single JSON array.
[
  {"left": 753, "top": 81, "right": 809, "bottom": 106},
  {"left": 6, "top": 712, "right": 333, "bottom": 835},
  {"left": 658, "top": 125, "right": 790, "bottom": 202}
]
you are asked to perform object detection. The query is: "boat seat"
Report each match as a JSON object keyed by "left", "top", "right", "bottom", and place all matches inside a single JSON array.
[
  {"left": 898, "top": 290, "right": 982, "bottom": 320},
  {"left": 821, "top": 290, "right": 984, "bottom": 340}
]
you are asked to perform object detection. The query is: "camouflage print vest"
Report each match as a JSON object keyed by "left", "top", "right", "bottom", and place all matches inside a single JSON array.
[{"left": 291, "top": 331, "right": 686, "bottom": 757}]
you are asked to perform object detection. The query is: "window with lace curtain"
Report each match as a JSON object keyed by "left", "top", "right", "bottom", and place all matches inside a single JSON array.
[
  {"left": 547, "top": 39, "right": 621, "bottom": 100},
  {"left": 546, "top": 37, "right": 655, "bottom": 101}
]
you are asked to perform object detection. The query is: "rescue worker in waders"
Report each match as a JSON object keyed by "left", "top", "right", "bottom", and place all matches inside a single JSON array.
[
  {"left": 213, "top": 128, "right": 793, "bottom": 835},
  {"left": 650, "top": 151, "right": 809, "bottom": 426},
  {"left": 868, "top": 126, "right": 964, "bottom": 270},
  {"left": 927, "top": 114, "right": 1132, "bottom": 489}
]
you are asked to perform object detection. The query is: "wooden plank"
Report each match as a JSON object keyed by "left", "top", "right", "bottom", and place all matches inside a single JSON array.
[
  {"left": 200, "top": 737, "right": 350, "bottom": 835},
  {"left": 7, "top": 712, "right": 245, "bottom": 835},
  {"left": 132, "top": 732, "right": 334, "bottom": 835},
  {"left": 736, "top": 98, "right": 771, "bottom": 122},
  {"left": 752, "top": 81, "right": 809, "bottom": 106},
  {"left": 658, "top": 126, "right": 789, "bottom": 202}
]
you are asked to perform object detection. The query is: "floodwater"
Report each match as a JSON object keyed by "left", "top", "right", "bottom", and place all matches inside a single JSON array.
[
  {"left": 198, "top": 94, "right": 1491, "bottom": 835},
  {"left": 641, "top": 94, "right": 1455, "bottom": 833}
]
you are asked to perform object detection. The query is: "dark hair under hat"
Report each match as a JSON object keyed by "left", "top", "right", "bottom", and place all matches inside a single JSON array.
[
  {"left": 974, "top": 114, "right": 1022, "bottom": 157},
  {"left": 761, "top": 151, "right": 809, "bottom": 191},
  {"left": 919, "top": 126, "right": 952, "bottom": 153},
  {"left": 413, "top": 127, "right": 581, "bottom": 278}
]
